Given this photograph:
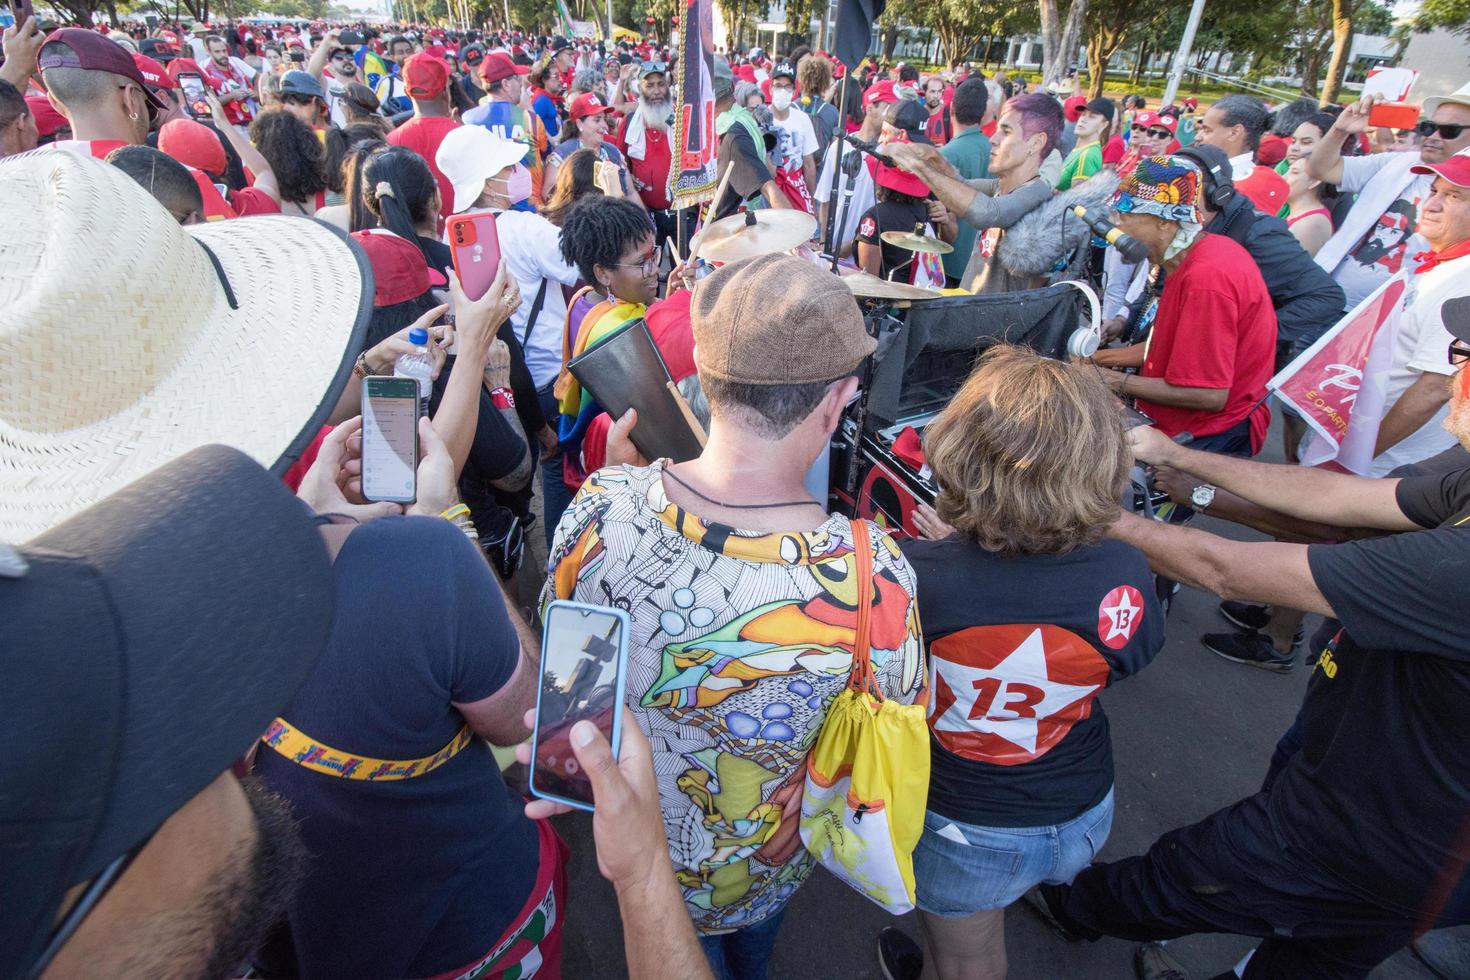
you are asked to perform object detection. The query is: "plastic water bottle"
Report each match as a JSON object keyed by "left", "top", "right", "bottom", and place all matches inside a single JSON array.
[{"left": 394, "top": 327, "right": 433, "bottom": 416}]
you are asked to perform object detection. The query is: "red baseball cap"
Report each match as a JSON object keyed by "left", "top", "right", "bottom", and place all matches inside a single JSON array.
[
  {"left": 403, "top": 52, "right": 448, "bottom": 100},
  {"left": 734, "top": 63, "right": 756, "bottom": 84},
  {"left": 1412, "top": 151, "right": 1470, "bottom": 187},
  {"left": 166, "top": 57, "right": 208, "bottom": 85},
  {"left": 863, "top": 80, "right": 899, "bottom": 108},
  {"left": 133, "top": 53, "right": 176, "bottom": 91},
  {"left": 159, "top": 117, "right": 226, "bottom": 177},
  {"left": 351, "top": 229, "right": 442, "bottom": 307},
  {"left": 1133, "top": 110, "right": 1176, "bottom": 133},
  {"left": 24, "top": 94, "right": 67, "bottom": 137},
  {"left": 568, "top": 92, "right": 616, "bottom": 121},
  {"left": 39, "top": 27, "right": 165, "bottom": 113},
  {"left": 1063, "top": 95, "right": 1088, "bottom": 122},
  {"left": 479, "top": 51, "right": 530, "bottom": 84},
  {"left": 874, "top": 159, "right": 929, "bottom": 197}
]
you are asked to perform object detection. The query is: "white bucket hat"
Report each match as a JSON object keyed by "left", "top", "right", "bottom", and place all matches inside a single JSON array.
[
  {"left": 0, "top": 151, "right": 373, "bottom": 543},
  {"left": 436, "top": 125, "right": 529, "bottom": 214},
  {"left": 1424, "top": 81, "right": 1470, "bottom": 117}
]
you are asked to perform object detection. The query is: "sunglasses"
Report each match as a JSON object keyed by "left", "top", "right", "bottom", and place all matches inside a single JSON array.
[
  {"left": 1417, "top": 121, "right": 1468, "bottom": 140},
  {"left": 1133, "top": 127, "right": 1173, "bottom": 140},
  {"left": 1450, "top": 339, "right": 1470, "bottom": 366}
]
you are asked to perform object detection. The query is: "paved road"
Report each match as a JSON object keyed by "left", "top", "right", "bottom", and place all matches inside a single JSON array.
[{"left": 514, "top": 422, "right": 1440, "bottom": 980}]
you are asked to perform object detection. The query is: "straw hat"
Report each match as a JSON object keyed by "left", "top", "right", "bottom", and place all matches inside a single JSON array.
[{"left": 0, "top": 150, "right": 373, "bottom": 543}]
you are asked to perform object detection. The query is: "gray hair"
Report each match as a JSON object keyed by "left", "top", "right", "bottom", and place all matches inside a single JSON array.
[
  {"left": 1213, "top": 94, "right": 1271, "bottom": 151},
  {"left": 733, "top": 80, "right": 760, "bottom": 106},
  {"left": 570, "top": 68, "right": 603, "bottom": 95}
]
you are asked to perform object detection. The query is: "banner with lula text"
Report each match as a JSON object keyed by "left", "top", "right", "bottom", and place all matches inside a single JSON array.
[
  {"left": 1267, "top": 274, "right": 1409, "bottom": 474},
  {"left": 671, "top": 0, "right": 717, "bottom": 208}
]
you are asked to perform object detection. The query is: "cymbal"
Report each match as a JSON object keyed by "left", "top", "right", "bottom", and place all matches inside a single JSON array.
[
  {"left": 839, "top": 272, "right": 943, "bottom": 300},
  {"left": 698, "top": 209, "right": 818, "bottom": 262},
  {"left": 879, "top": 230, "right": 954, "bottom": 255}
]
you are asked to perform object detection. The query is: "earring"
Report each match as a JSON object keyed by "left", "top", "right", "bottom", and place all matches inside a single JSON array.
[{"left": 129, "top": 111, "right": 140, "bottom": 121}]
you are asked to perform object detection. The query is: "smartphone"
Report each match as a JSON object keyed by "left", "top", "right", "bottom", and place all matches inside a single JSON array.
[
  {"left": 530, "top": 601, "right": 630, "bottom": 812},
  {"left": 176, "top": 71, "right": 211, "bottom": 119},
  {"left": 1368, "top": 101, "right": 1420, "bottom": 131},
  {"left": 360, "top": 376, "right": 419, "bottom": 504},
  {"left": 10, "top": 0, "right": 34, "bottom": 29},
  {"left": 445, "top": 211, "right": 502, "bottom": 301},
  {"left": 340, "top": 29, "right": 363, "bottom": 45},
  {"left": 289, "top": 49, "right": 306, "bottom": 63}
]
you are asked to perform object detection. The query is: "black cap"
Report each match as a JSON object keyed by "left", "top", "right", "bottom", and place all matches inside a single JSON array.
[
  {"left": 771, "top": 60, "right": 796, "bottom": 81},
  {"left": 138, "top": 37, "right": 177, "bottom": 62},
  {"left": 1, "top": 446, "right": 336, "bottom": 978},
  {"left": 1176, "top": 143, "right": 1234, "bottom": 193},
  {"left": 550, "top": 35, "right": 571, "bottom": 51},
  {"left": 461, "top": 42, "right": 485, "bottom": 66},
  {"left": 1085, "top": 96, "right": 1115, "bottom": 123},
  {"left": 885, "top": 98, "right": 933, "bottom": 143}
]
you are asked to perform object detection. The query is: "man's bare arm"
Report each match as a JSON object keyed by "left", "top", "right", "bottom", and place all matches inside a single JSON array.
[
  {"left": 1130, "top": 426, "right": 1417, "bottom": 531},
  {"left": 1110, "top": 512, "right": 1334, "bottom": 617},
  {"left": 1375, "top": 371, "right": 1450, "bottom": 456}
]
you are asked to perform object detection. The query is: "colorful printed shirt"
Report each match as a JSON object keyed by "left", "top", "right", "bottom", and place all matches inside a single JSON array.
[{"left": 540, "top": 462, "right": 925, "bottom": 933}]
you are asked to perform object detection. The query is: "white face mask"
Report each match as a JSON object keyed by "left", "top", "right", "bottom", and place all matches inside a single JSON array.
[{"left": 771, "top": 88, "right": 793, "bottom": 111}]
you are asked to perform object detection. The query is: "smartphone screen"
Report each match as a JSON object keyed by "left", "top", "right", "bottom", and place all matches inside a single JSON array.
[
  {"left": 360, "top": 376, "right": 418, "bottom": 503},
  {"left": 531, "top": 602, "right": 629, "bottom": 811},
  {"left": 176, "top": 72, "right": 211, "bottom": 119}
]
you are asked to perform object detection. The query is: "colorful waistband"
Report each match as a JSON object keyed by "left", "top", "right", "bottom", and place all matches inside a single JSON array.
[{"left": 260, "top": 717, "right": 474, "bottom": 781}]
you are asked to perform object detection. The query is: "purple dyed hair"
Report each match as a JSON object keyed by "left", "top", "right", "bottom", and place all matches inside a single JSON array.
[{"left": 999, "top": 93, "right": 1065, "bottom": 158}]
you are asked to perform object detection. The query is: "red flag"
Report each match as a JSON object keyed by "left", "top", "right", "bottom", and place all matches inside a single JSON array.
[{"left": 1268, "top": 275, "right": 1409, "bottom": 474}]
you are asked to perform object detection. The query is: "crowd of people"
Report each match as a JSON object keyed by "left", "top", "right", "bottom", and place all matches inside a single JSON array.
[{"left": 4, "top": 12, "right": 1470, "bottom": 980}]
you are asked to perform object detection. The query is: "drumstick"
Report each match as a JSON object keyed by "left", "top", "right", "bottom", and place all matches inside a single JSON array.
[{"left": 668, "top": 380, "right": 708, "bottom": 447}]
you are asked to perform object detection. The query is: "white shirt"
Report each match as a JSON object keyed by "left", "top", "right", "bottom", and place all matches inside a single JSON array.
[
  {"left": 453, "top": 208, "right": 581, "bottom": 389},
  {"left": 1228, "top": 150, "right": 1255, "bottom": 182},
  {"left": 769, "top": 106, "right": 818, "bottom": 174},
  {"left": 815, "top": 139, "right": 876, "bottom": 255},
  {"left": 1370, "top": 253, "right": 1467, "bottom": 476}
]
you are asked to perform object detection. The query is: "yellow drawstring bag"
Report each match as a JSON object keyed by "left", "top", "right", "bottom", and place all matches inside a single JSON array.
[{"left": 799, "top": 520, "right": 929, "bottom": 914}]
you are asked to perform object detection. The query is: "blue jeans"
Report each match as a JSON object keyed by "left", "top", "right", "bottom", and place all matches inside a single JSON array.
[
  {"left": 536, "top": 384, "right": 574, "bottom": 552},
  {"left": 913, "top": 789, "right": 1115, "bottom": 916},
  {"left": 696, "top": 907, "right": 788, "bottom": 980}
]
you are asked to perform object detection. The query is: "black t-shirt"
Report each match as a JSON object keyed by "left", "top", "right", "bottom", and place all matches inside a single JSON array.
[
  {"left": 713, "top": 122, "right": 773, "bottom": 221},
  {"left": 1275, "top": 469, "right": 1470, "bottom": 918},
  {"left": 254, "top": 517, "right": 539, "bottom": 978},
  {"left": 904, "top": 536, "right": 1164, "bottom": 826},
  {"left": 855, "top": 198, "right": 930, "bottom": 282}
]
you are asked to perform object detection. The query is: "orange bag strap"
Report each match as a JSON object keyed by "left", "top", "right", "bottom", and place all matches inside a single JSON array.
[{"left": 848, "top": 519, "right": 880, "bottom": 698}]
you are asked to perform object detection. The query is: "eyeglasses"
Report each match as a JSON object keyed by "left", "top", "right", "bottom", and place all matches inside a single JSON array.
[
  {"left": 1449, "top": 339, "right": 1470, "bottom": 366},
  {"left": 611, "top": 252, "right": 659, "bottom": 276},
  {"left": 1417, "top": 121, "right": 1468, "bottom": 140}
]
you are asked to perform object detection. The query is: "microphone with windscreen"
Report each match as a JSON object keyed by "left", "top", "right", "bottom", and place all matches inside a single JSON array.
[{"left": 1072, "top": 205, "right": 1149, "bottom": 263}]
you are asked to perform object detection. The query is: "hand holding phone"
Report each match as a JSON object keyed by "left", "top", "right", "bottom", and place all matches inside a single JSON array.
[
  {"left": 530, "top": 601, "right": 631, "bottom": 812},
  {"left": 360, "top": 375, "right": 419, "bottom": 503},
  {"left": 176, "top": 71, "right": 213, "bottom": 119},
  {"left": 1367, "top": 101, "right": 1420, "bottom": 131}
]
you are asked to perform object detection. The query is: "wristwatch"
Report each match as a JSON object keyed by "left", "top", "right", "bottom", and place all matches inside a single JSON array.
[{"left": 1190, "top": 484, "right": 1216, "bottom": 511}]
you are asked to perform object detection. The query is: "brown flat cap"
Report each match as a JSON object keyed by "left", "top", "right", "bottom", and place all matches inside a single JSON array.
[{"left": 691, "top": 254, "right": 875, "bottom": 385}]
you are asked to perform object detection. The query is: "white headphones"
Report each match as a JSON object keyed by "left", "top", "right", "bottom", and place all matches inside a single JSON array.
[{"left": 1060, "top": 279, "right": 1102, "bottom": 359}]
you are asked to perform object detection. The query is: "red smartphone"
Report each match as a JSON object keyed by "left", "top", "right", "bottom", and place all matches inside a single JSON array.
[
  {"left": 445, "top": 212, "right": 502, "bottom": 301},
  {"left": 1368, "top": 101, "right": 1420, "bottom": 131}
]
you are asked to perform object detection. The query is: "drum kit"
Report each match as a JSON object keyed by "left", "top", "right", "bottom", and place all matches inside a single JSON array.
[{"left": 693, "top": 209, "right": 953, "bottom": 301}]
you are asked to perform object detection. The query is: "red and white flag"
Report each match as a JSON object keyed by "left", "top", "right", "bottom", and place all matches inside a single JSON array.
[{"left": 1268, "top": 274, "right": 1409, "bottom": 474}]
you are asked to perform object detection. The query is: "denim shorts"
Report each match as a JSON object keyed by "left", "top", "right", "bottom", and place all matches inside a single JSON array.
[{"left": 913, "top": 788, "right": 1115, "bottom": 916}]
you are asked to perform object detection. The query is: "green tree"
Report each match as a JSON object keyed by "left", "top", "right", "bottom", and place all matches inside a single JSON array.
[{"left": 1412, "top": 0, "right": 1470, "bottom": 36}]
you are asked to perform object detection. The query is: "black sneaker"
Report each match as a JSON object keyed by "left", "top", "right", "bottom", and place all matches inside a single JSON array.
[
  {"left": 1022, "top": 885, "right": 1083, "bottom": 942},
  {"left": 1202, "top": 631, "right": 1294, "bottom": 673},
  {"left": 1135, "top": 942, "right": 1190, "bottom": 980},
  {"left": 877, "top": 926, "right": 922, "bottom": 980},
  {"left": 1218, "top": 600, "right": 1270, "bottom": 631}
]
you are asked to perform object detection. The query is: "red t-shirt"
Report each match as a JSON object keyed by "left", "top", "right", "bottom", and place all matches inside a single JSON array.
[
  {"left": 613, "top": 114, "right": 673, "bottom": 210},
  {"left": 1137, "top": 233, "right": 1276, "bottom": 453},
  {"left": 387, "top": 115, "right": 462, "bottom": 224},
  {"left": 230, "top": 185, "right": 281, "bottom": 215}
]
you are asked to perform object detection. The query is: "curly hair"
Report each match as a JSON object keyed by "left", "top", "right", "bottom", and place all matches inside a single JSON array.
[
  {"left": 796, "top": 54, "right": 831, "bottom": 101},
  {"left": 541, "top": 147, "right": 604, "bottom": 227},
  {"left": 249, "top": 108, "right": 328, "bottom": 206},
  {"left": 558, "top": 196, "right": 653, "bottom": 286},
  {"left": 924, "top": 344, "right": 1130, "bottom": 556}
]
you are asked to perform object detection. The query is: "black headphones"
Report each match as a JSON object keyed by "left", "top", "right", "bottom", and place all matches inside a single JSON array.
[{"left": 1173, "top": 146, "right": 1236, "bottom": 210}]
